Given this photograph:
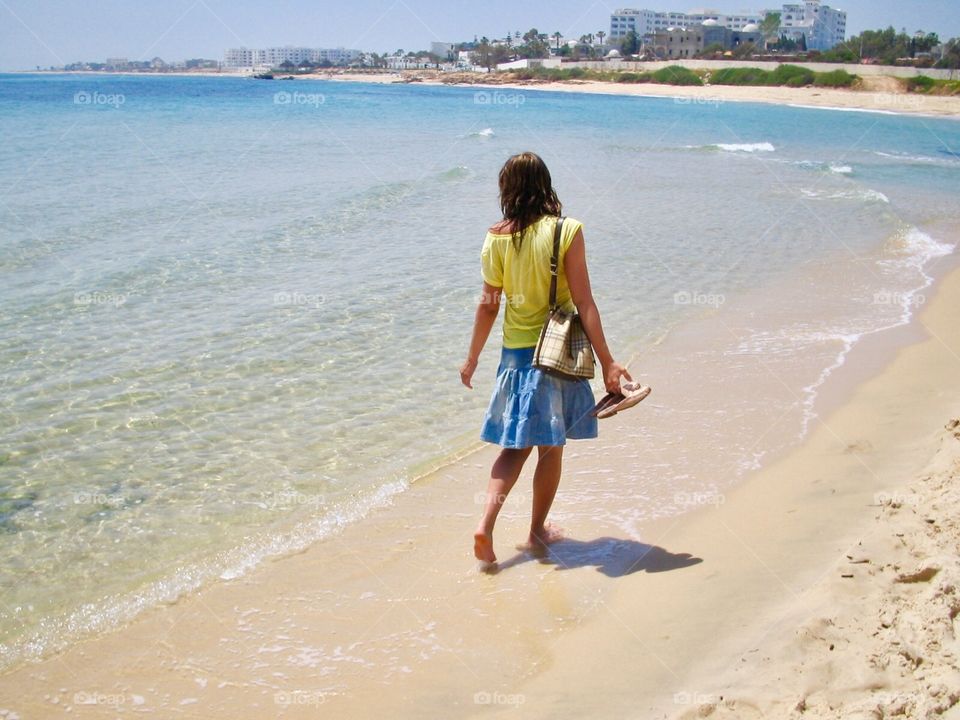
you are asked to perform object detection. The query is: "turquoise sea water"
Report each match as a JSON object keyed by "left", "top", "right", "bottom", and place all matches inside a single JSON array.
[{"left": 1, "top": 73, "right": 958, "bottom": 667}]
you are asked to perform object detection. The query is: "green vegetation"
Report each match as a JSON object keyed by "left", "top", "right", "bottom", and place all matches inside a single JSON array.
[
  {"left": 709, "top": 64, "right": 856, "bottom": 88},
  {"left": 619, "top": 30, "right": 641, "bottom": 56},
  {"left": 770, "top": 64, "right": 815, "bottom": 85},
  {"left": 710, "top": 67, "right": 770, "bottom": 85},
  {"left": 905, "top": 75, "right": 937, "bottom": 92},
  {"left": 902, "top": 75, "right": 960, "bottom": 95},
  {"left": 812, "top": 69, "right": 857, "bottom": 87},
  {"left": 515, "top": 29, "right": 552, "bottom": 60},
  {"left": 759, "top": 12, "right": 781, "bottom": 40},
  {"left": 650, "top": 66, "right": 703, "bottom": 85},
  {"left": 819, "top": 27, "right": 941, "bottom": 65},
  {"left": 938, "top": 39, "right": 960, "bottom": 70},
  {"left": 614, "top": 72, "right": 650, "bottom": 83},
  {"left": 506, "top": 65, "right": 703, "bottom": 86},
  {"left": 503, "top": 64, "right": 859, "bottom": 89}
]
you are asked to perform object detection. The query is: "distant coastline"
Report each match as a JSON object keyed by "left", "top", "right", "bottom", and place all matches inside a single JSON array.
[{"left": 11, "top": 66, "right": 960, "bottom": 117}]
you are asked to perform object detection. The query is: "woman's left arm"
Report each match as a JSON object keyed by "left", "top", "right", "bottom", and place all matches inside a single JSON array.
[{"left": 460, "top": 282, "right": 502, "bottom": 388}]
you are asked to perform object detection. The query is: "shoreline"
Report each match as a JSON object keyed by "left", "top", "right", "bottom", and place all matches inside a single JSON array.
[
  {"left": 8, "top": 69, "right": 960, "bottom": 118},
  {"left": 423, "top": 76, "right": 960, "bottom": 119},
  {"left": 1, "top": 252, "right": 958, "bottom": 716},
  {"left": 2, "top": 227, "right": 950, "bottom": 678}
]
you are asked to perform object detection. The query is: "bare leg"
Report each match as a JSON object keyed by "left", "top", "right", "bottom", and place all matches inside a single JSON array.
[
  {"left": 525, "top": 445, "right": 565, "bottom": 554},
  {"left": 474, "top": 447, "right": 533, "bottom": 565}
]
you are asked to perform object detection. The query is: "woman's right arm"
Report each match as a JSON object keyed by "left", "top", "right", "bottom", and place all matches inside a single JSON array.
[
  {"left": 564, "top": 229, "right": 632, "bottom": 393},
  {"left": 460, "top": 281, "right": 501, "bottom": 389}
]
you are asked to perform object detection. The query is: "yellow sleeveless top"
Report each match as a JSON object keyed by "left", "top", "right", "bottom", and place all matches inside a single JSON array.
[{"left": 480, "top": 216, "right": 583, "bottom": 349}]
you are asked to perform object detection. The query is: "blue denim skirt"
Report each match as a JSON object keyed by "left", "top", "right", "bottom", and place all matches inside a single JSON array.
[{"left": 480, "top": 346, "right": 599, "bottom": 449}]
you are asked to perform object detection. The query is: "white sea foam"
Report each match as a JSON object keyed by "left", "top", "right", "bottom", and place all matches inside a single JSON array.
[
  {"left": 786, "top": 103, "right": 902, "bottom": 116},
  {"left": 800, "top": 188, "right": 889, "bottom": 203},
  {"left": 714, "top": 142, "right": 776, "bottom": 153},
  {"left": 801, "top": 229, "right": 953, "bottom": 434},
  {"left": 731, "top": 227, "right": 954, "bottom": 438},
  {"left": 772, "top": 159, "right": 852, "bottom": 174},
  {"left": 874, "top": 150, "right": 960, "bottom": 166}
]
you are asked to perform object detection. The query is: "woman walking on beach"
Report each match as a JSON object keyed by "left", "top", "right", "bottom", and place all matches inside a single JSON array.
[{"left": 460, "top": 151, "right": 633, "bottom": 566}]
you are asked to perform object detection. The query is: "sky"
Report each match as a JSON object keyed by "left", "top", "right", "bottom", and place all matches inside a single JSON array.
[{"left": 1, "top": 0, "right": 958, "bottom": 71}]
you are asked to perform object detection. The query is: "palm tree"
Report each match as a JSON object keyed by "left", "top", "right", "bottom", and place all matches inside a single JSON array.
[
  {"left": 552, "top": 31, "right": 562, "bottom": 51},
  {"left": 597, "top": 30, "right": 606, "bottom": 47}
]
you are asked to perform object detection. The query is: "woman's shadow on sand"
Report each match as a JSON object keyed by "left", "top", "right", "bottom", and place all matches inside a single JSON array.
[{"left": 492, "top": 536, "right": 702, "bottom": 577}]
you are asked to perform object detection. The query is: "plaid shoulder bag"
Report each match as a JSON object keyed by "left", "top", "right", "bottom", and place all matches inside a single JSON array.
[{"left": 532, "top": 217, "right": 596, "bottom": 380}]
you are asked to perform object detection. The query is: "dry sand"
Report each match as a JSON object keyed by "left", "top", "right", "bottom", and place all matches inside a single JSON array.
[
  {"left": 674, "top": 420, "right": 960, "bottom": 719},
  {"left": 319, "top": 70, "right": 960, "bottom": 118}
]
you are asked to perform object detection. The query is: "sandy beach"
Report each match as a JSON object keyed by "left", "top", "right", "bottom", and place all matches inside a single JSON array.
[
  {"left": 30, "top": 68, "right": 960, "bottom": 117},
  {"left": 2, "top": 236, "right": 959, "bottom": 717},
  {"left": 314, "top": 70, "right": 960, "bottom": 118}
]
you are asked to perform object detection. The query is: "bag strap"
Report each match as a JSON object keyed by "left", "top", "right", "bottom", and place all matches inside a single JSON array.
[{"left": 549, "top": 216, "right": 565, "bottom": 310}]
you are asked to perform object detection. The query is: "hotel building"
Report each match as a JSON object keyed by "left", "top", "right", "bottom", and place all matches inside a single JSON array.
[
  {"left": 610, "top": 1, "right": 846, "bottom": 50},
  {"left": 224, "top": 46, "right": 362, "bottom": 69}
]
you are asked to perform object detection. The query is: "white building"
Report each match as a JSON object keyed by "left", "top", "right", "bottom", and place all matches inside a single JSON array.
[
  {"left": 609, "top": 8, "right": 764, "bottom": 41},
  {"left": 224, "top": 48, "right": 257, "bottom": 68},
  {"left": 779, "top": 1, "right": 846, "bottom": 50},
  {"left": 496, "top": 58, "right": 562, "bottom": 71},
  {"left": 430, "top": 42, "right": 456, "bottom": 59},
  {"left": 385, "top": 55, "right": 435, "bottom": 70},
  {"left": 224, "top": 46, "right": 361, "bottom": 69},
  {"left": 311, "top": 47, "right": 362, "bottom": 64},
  {"left": 610, "top": 2, "right": 846, "bottom": 50}
]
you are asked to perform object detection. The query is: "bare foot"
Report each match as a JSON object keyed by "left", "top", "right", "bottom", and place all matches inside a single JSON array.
[
  {"left": 473, "top": 529, "right": 496, "bottom": 566},
  {"left": 516, "top": 522, "right": 565, "bottom": 556}
]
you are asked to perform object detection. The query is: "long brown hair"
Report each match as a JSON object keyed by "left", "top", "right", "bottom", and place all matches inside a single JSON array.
[{"left": 498, "top": 152, "right": 562, "bottom": 250}]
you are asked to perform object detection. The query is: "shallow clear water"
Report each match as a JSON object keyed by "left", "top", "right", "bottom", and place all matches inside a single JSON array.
[{"left": 0, "top": 73, "right": 958, "bottom": 667}]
